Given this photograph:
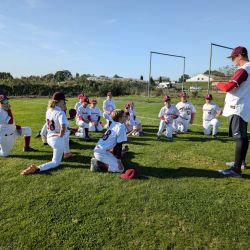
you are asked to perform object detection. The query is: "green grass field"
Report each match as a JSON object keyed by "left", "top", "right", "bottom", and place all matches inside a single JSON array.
[{"left": 1, "top": 94, "right": 250, "bottom": 250}]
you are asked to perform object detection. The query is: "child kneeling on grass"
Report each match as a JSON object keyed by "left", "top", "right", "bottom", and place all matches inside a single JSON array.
[{"left": 90, "top": 109, "right": 128, "bottom": 173}]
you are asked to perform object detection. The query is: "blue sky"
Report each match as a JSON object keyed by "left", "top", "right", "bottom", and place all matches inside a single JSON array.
[{"left": 0, "top": 0, "right": 250, "bottom": 81}]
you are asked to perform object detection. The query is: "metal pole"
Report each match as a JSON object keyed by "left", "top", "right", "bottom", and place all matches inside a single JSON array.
[
  {"left": 208, "top": 43, "right": 213, "bottom": 94},
  {"left": 182, "top": 57, "right": 186, "bottom": 91},
  {"left": 148, "top": 51, "right": 152, "bottom": 98}
]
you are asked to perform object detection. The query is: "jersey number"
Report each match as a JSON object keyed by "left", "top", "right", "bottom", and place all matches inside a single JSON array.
[
  {"left": 47, "top": 119, "right": 55, "bottom": 131},
  {"left": 102, "top": 130, "right": 111, "bottom": 141}
]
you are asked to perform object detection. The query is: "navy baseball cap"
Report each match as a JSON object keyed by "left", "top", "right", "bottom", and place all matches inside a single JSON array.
[
  {"left": 52, "top": 92, "right": 67, "bottom": 101},
  {"left": 228, "top": 46, "right": 248, "bottom": 58}
]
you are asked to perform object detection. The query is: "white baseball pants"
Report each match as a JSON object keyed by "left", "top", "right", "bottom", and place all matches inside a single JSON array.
[
  {"left": 157, "top": 120, "right": 173, "bottom": 138},
  {"left": 89, "top": 122, "right": 103, "bottom": 132},
  {"left": 173, "top": 117, "right": 190, "bottom": 132},
  {"left": 38, "top": 136, "right": 64, "bottom": 171},
  {"left": 203, "top": 118, "right": 220, "bottom": 135},
  {"left": 94, "top": 147, "right": 124, "bottom": 173},
  {"left": 0, "top": 126, "right": 31, "bottom": 157}
]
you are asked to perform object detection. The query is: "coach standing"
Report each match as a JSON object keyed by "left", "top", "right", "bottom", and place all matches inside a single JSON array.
[{"left": 212, "top": 46, "right": 250, "bottom": 177}]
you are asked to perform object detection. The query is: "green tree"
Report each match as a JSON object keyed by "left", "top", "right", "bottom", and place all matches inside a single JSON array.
[
  {"left": 140, "top": 75, "right": 143, "bottom": 80},
  {"left": 178, "top": 74, "right": 190, "bottom": 83},
  {"left": 54, "top": 70, "right": 72, "bottom": 82},
  {"left": 0, "top": 72, "right": 13, "bottom": 79}
]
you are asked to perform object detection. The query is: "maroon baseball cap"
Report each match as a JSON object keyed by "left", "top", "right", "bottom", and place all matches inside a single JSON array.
[
  {"left": 228, "top": 46, "right": 248, "bottom": 58},
  {"left": 52, "top": 92, "right": 67, "bottom": 101},
  {"left": 205, "top": 94, "right": 212, "bottom": 100},
  {"left": 163, "top": 95, "right": 171, "bottom": 102},
  {"left": 120, "top": 169, "right": 137, "bottom": 180},
  {"left": 0, "top": 95, "right": 8, "bottom": 102}
]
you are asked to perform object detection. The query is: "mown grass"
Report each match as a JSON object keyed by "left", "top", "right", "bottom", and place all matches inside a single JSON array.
[{"left": 1, "top": 93, "right": 250, "bottom": 250}]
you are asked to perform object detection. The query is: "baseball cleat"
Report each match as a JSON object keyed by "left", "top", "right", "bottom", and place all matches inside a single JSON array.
[
  {"left": 35, "top": 131, "right": 41, "bottom": 138},
  {"left": 21, "top": 164, "right": 39, "bottom": 175},
  {"left": 90, "top": 158, "right": 100, "bottom": 172},
  {"left": 226, "top": 161, "right": 248, "bottom": 170},
  {"left": 23, "top": 146, "right": 38, "bottom": 152},
  {"left": 218, "top": 168, "right": 242, "bottom": 178},
  {"left": 156, "top": 136, "right": 161, "bottom": 141}
]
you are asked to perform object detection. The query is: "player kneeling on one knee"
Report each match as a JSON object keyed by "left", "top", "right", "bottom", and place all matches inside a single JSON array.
[
  {"left": 90, "top": 109, "right": 127, "bottom": 173},
  {"left": 202, "top": 94, "right": 222, "bottom": 137},
  {"left": 88, "top": 98, "right": 103, "bottom": 132},
  {"left": 0, "top": 95, "right": 37, "bottom": 157},
  {"left": 21, "top": 92, "right": 73, "bottom": 175},
  {"left": 156, "top": 96, "right": 179, "bottom": 141}
]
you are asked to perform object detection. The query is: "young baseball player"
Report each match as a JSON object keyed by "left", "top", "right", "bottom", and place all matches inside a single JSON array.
[
  {"left": 213, "top": 46, "right": 250, "bottom": 177},
  {"left": 103, "top": 92, "right": 116, "bottom": 128},
  {"left": 173, "top": 91, "right": 196, "bottom": 133},
  {"left": 125, "top": 101, "right": 143, "bottom": 136},
  {"left": 74, "top": 93, "right": 85, "bottom": 111},
  {"left": 90, "top": 109, "right": 127, "bottom": 173},
  {"left": 89, "top": 98, "right": 103, "bottom": 132},
  {"left": 21, "top": 92, "right": 72, "bottom": 175},
  {"left": 0, "top": 95, "right": 37, "bottom": 157},
  {"left": 156, "top": 95, "right": 179, "bottom": 141},
  {"left": 202, "top": 94, "right": 222, "bottom": 137},
  {"left": 75, "top": 96, "right": 91, "bottom": 140}
]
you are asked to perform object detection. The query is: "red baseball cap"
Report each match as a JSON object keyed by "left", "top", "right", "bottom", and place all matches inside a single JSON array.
[
  {"left": 52, "top": 92, "right": 67, "bottom": 101},
  {"left": 0, "top": 95, "right": 9, "bottom": 102},
  {"left": 163, "top": 95, "right": 171, "bottom": 102},
  {"left": 228, "top": 46, "right": 248, "bottom": 58},
  {"left": 107, "top": 92, "right": 112, "bottom": 96},
  {"left": 120, "top": 169, "right": 137, "bottom": 180},
  {"left": 205, "top": 94, "right": 212, "bottom": 100}
]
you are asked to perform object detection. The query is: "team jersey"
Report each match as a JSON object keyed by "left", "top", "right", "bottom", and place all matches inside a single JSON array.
[
  {"left": 0, "top": 108, "right": 16, "bottom": 135},
  {"left": 176, "top": 101, "right": 196, "bottom": 120},
  {"left": 158, "top": 105, "right": 179, "bottom": 124},
  {"left": 96, "top": 121, "right": 127, "bottom": 150},
  {"left": 77, "top": 105, "right": 91, "bottom": 122},
  {"left": 74, "top": 102, "right": 82, "bottom": 111},
  {"left": 90, "top": 106, "right": 101, "bottom": 122},
  {"left": 202, "top": 102, "right": 221, "bottom": 121},
  {"left": 103, "top": 99, "right": 116, "bottom": 114},
  {"left": 46, "top": 106, "right": 68, "bottom": 137},
  {"left": 128, "top": 108, "right": 137, "bottom": 126},
  {"left": 223, "top": 62, "right": 250, "bottom": 121}
]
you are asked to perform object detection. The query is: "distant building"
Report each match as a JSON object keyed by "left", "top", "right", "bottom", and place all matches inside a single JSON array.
[
  {"left": 156, "top": 81, "right": 176, "bottom": 89},
  {"left": 186, "top": 74, "right": 213, "bottom": 82}
]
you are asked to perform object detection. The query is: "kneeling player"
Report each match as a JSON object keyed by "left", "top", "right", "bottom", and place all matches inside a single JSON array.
[
  {"left": 90, "top": 109, "right": 127, "bottom": 173},
  {"left": 202, "top": 94, "right": 222, "bottom": 137},
  {"left": 156, "top": 95, "right": 179, "bottom": 141},
  {"left": 89, "top": 98, "right": 103, "bottom": 132},
  {"left": 0, "top": 95, "right": 36, "bottom": 157}
]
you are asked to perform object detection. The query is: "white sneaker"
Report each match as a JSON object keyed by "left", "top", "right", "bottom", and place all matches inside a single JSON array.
[
  {"left": 90, "top": 158, "right": 100, "bottom": 172},
  {"left": 226, "top": 162, "right": 248, "bottom": 170}
]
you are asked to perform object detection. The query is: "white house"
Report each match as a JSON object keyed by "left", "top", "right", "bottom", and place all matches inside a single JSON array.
[
  {"left": 156, "top": 81, "right": 176, "bottom": 88},
  {"left": 186, "top": 74, "right": 213, "bottom": 82}
]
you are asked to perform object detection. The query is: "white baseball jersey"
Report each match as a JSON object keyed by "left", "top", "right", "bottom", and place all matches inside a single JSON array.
[
  {"left": 176, "top": 101, "right": 196, "bottom": 120},
  {"left": 46, "top": 106, "right": 68, "bottom": 137},
  {"left": 158, "top": 105, "right": 179, "bottom": 124},
  {"left": 77, "top": 105, "right": 91, "bottom": 122},
  {"left": 203, "top": 102, "right": 221, "bottom": 121},
  {"left": 0, "top": 108, "right": 16, "bottom": 135},
  {"left": 90, "top": 106, "right": 101, "bottom": 122},
  {"left": 95, "top": 121, "right": 127, "bottom": 151},
  {"left": 74, "top": 102, "right": 82, "bottom": 111},
  {"left": 223, "top": 62, "right": 250, "bottom": 121},
  {"left": 103, "top": 99, "right": 116, "bottom": 114}
]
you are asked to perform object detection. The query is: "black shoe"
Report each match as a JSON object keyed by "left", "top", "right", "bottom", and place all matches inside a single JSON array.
[
  {"left": 35, "top": 131, "right": 41, "bottom": 138},
  {"left": 156, "top": 136, "right": 161, "bottom": 141},
  {"left": 23, "top": 146, "right": 38, "bottom": 152},
  {"left": 85, "top": 136, "right": 90, "bottom": 141},
  {"left": 43, "top": 142, "right": 48, "bottom": 146}
]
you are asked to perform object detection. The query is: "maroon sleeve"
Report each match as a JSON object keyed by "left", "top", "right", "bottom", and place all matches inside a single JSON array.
[
  {"left": 230, "top": 68, "right": 248, "bottom": 86},
  {"left": 216, "top": 82, "right": 237, "bottom": 92}
]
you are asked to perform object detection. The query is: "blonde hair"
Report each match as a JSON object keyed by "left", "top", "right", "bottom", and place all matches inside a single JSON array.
[
  {"left": 111, "top": 109, "right": 124, "bottom": 122},
  {"left": 48, "top": 100, "right": 58, "bottom": 109}
]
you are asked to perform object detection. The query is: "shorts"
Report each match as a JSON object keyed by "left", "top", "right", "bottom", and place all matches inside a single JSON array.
[{"left": 229, "top": 115, "right": 248, "bottom": 139}]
